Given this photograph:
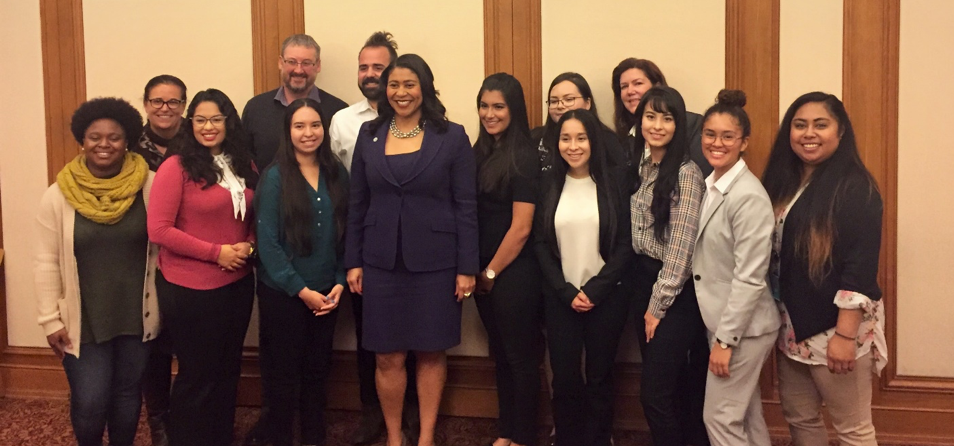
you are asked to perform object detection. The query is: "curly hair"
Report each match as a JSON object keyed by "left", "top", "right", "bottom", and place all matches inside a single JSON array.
[
  {"left": 367, "top": 53, "right": 448, "bottom": 134},
  {"left": 168, "top": 89, "right": 258, "bottom": 189},
  {"left": 70, "top": 97, "right": 143, "bottom": 149}
]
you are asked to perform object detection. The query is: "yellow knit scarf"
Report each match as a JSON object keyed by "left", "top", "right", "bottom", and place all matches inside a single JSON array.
[{"left": 56, "top": 152, "right": 149, "bottom": 225}]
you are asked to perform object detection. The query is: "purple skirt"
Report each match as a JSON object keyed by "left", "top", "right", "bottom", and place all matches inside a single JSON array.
[{"left": 361, "top": 263, "right": 461, "bottom": 353}]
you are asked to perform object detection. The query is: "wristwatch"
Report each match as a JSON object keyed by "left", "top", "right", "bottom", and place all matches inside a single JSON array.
[
  {"left": 484, "top": 269, "right": 496, "bottom": 280},
  {"left": 716, "top": 338, "right": 730, "bottom": 350}
]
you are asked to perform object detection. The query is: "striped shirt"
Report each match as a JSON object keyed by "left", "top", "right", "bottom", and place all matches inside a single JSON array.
[{"left": 630, "top": 148, "right": 704, "bottom": 318}]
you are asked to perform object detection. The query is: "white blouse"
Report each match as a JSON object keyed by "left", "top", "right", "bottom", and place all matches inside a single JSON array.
[{"left": 555, "top": 175, "right": 604, "bottom": 289}]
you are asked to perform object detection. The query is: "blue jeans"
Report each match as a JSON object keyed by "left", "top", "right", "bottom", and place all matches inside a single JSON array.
[{"left": 62, "top": 335, "right": 150, "bottom": 446}]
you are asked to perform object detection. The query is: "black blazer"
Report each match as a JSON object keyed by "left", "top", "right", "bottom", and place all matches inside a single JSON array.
[
  {"left": 778, "top": 180, "right": 883, "bottom": 342},
  {"left": 534, "top": 167, "right": 634, "bottom": 307}
]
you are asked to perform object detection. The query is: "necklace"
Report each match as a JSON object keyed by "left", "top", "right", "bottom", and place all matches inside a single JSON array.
[{"left": 389, "top": 118, "right": 423, "bottom": 138}]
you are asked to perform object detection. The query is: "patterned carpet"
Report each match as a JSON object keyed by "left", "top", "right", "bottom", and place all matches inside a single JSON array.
[{"left": 0, "top": 397, "right": 924, "bottom": 445}]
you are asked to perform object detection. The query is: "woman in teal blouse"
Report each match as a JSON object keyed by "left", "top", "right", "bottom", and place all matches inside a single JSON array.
[{"left": 254, "top": 98, "right": 349, "bottom": 446}]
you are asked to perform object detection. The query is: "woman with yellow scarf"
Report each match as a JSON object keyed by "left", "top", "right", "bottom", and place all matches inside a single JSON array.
[{"left": 34, "top": 97, "right": 158, "bottom": 446}]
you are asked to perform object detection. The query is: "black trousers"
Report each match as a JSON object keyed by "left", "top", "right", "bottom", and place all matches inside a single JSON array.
[
  {"left": 142, "top": 331, "right": 172, "bottom": 418},
  {"left": 156, "top": 270, "right": 254, "bottom": 446},
  {"left": 632, "top": 255, "right": 710, "bottom": 446},
  {"left": 350, "top": 288, "right": 418, "bottom": 409},
  {"left": 545, "top": 281, "right": 630, "bottom": 446},
  {"left": 475, "top": 255, "right": 543, "bottom": 445},
  {"left": 258, "top": 281, "right": 338, "bottom": 446}
]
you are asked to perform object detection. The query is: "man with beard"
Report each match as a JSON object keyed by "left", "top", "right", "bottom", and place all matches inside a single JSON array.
[
  {"left": 242, "top": 34, "right": 347, "bottom": 170},
  {"left": 240, "top": 33, "right": 346, "bottom": 446},
  {"left": 328, "top": 31, "right": 420, "bottom": 446}
]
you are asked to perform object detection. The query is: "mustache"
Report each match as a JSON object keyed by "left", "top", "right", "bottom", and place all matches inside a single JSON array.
[{"left": 362, "top": 77, "right": 380, "bottom": 87}]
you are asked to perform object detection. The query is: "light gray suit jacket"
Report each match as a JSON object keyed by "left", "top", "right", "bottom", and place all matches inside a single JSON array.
[{"left": 691, "top": 166, "right": 780, "bottom": 347}]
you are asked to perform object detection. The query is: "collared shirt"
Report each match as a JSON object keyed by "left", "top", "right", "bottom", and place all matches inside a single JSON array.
[
  {"left": 273, "top": 85, "right": 322, "bottom": 107},
  {"left": 329, "top": 98, "right": 378, "bottom": 172},
  {"left": 701, "top": 158, "right": 747, "bottom": 217},
  {"left": 631, "top": 147, "right": 705, "bottom": 318},
  {"left": 243, "top": 86, "right": 348, "bottom": 169}
]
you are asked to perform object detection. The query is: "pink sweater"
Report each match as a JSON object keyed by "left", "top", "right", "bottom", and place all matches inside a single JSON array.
[{"left": 147, "top": 155, "right": 255, "bottom": 290}]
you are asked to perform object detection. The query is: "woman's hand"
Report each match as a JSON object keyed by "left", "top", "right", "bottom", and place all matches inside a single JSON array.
[
  {"left": 827, "top": 334, "right": 857, "bottom": 374},
  {"left": 347, "top": 268, "right": 364, "bottom": 294},
  {"left": 298, "top": 287, "right": 326, "bottom": 312},
  {"left": 644, "top": 311, "right": 661, "bottom": 342},
  {"left": 571, "top": 292, "right": 594, "bottom": 313},
  {"left": 455, "top": 274, "right": 476, "bottom": 302},
  {"left": 217, "top": 244, "right": 248, "bottom": 271},
  {"left": 314, "top": 285, "right": 344, "bottom": 316},
  {"left": 709, "top": 345, "right": 732, "bottom": 378},
  {"left": 475, "top": 271, "right": 494, "bottom": 295},
  {"left": 46, "top": 328, "right": 72, "bottom": 360}
]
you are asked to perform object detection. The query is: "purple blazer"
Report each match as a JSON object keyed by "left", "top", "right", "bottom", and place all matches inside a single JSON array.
[{"left": 344, "top": 120, "right": 479, "bottom": 275}]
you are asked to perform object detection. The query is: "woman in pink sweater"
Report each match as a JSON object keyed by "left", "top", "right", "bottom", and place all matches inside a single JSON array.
[{"left": 147, "top": 88, "right": 258, "bottom": 446}]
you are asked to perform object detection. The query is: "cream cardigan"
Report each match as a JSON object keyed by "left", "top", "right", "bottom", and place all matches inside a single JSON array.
[{"left": 34, "top": 172, "right": 160, "bottom": 358}]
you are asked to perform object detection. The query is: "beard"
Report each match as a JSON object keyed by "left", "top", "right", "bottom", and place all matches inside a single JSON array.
[
  {"left": 284, "top": 73, "right": 311, "bottom": 94},
  {"left": 360, "top": 77, "right": 383, "bottom": 101}
]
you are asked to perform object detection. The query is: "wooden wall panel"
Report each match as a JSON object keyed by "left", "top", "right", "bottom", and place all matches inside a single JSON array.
[
  {"left": 250, "top": 0, "right": 304, "bottom": 95},
  {"left": 725, "top": 0, "right": 779, "bottom": 178},
  {"left": 39, "top": 0, "right": 86, "bottom": 185},
  {"left": 483, "top": 0, "right": 542, "bottom": 126}
]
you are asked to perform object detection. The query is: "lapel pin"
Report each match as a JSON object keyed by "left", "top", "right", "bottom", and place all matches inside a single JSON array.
[{"left": 373, "top": 137, "right": 378, "bottom": 142}]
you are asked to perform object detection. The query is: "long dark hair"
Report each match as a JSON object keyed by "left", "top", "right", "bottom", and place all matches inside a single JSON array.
[
  {"left": 538, "top": 72, "right": 602, "bottom": 166},
  {"left": 169, "top": 89, "right": 258, "bottom": 189},
  {"left": 611, "top": 58, "right": 667, "bottom": 140},
  {"left": 762, "top": 91, "right": 879, "bottom": 284},
  {"left": 631, "top": 86, "right": 690, "bottom": 241},
  {"left": 539, "top": 109, "right": 618, "bottom": 257},
  {"left": 266, "top": 98, "right": 349, "bottom": 257},
  {"left": 474, "top": 73, "right": 533, "bottom": 194},
  {"left": 367, "top": 53, "right": 448, "bottom": 135}
]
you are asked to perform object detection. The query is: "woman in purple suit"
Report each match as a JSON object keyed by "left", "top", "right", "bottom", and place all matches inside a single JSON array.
[{"left": 345, "top": 53, "right": 478, "bottom": 446}]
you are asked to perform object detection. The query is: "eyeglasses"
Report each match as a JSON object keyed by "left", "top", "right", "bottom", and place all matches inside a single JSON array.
[
  {"left": 546, "top": 96, "right": 582, "bottom": 109},
  {"left": 282, "top": 58, "right": 317, "bottom": 70},
  {"left": 147, "top": 98, "right": 186, "bottom": 110},
  {"left": 192, "top": 115, "right": 227, "bottom": 127},
  {"left": 702, "top": 131, "right": 741, "bottom": 145}
]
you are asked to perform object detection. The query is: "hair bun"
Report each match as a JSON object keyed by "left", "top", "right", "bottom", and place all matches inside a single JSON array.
[{"left": 716, "top": 89, "right": 746, "bottom": 108}]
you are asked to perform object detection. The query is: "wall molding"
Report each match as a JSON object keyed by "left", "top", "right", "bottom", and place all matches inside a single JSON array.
[
  {"left": 843, "top": 0, "right": 954, "bottom": 397},
  {"left": 725, "top": 0, "right": 780, "bottom": 178},
  {"left": 250, "top": 0, "right": 304, "bottom": 95},
  {"left": 39, "top": 0, "right": 86, "bottom": 185},
  {"left": 483, "top": 0, "right": 543, "bottom": 127}
]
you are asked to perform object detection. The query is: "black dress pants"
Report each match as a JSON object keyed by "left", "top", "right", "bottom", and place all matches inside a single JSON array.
[
  {"left": 156, "top": 270, "right": 254, "bottom": 446},
  {"left": 258, "top": 281, "right": 338, "bottom": 446},
  {"left": 632, "top": 255, "right": 710, "bottom": 446},
  {"left": 142, "top": 331, "right": 172, "bottom": 418},
  {"left": 475, "top": 255, "right": 543, "bottom": 445},
  {"left": 545, "top": 282, "right": 629, "bottom": 446}
]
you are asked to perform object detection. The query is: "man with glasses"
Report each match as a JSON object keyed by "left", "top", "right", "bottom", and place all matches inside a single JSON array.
[
  {"left": 240, "top": 33, "right": 346, "bottom": 446},
  {"left": 242, "top": 33, "right": 347, "bottom": 170}
]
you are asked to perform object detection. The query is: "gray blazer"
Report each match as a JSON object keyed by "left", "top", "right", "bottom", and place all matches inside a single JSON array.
[{"left": 691, "top": 166, "right": 780, "bottom": 346}]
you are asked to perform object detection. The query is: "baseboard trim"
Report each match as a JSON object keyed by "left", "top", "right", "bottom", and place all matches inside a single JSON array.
[{"left": 2, "top": 346, "right": 953, "bottom": 443}]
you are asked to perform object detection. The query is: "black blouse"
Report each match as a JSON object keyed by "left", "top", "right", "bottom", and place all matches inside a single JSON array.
[{"left": 476, "top": 143, "right": 540, "bottom": 266}]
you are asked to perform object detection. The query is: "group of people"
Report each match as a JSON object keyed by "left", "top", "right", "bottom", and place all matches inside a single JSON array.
[{"left": 34, "top": 30, "right": 886, "bottom": 446}]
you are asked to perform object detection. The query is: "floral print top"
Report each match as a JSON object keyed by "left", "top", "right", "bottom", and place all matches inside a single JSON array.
[{"left": 770, "top": 185, "right": 888, "bottom": 374}]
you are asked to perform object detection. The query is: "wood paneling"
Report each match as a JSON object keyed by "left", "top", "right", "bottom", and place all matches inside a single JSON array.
[
  {"left": 843, "top": 0, "right": 954, "bottom": 398},
  {"left": 39, "top": 0, "right": 86, "bottom": 185},
  {"left": 483, "top": 0, "right": 542, "bottom": 126},
  {"left": 725, "top": 0, "right": 780, "bottom": 178},
  {"left": 250, "top": 0, "right": 304, "bottom": 95},
  {"left": 725, "top": 0, "right": 781, "bottom": 402}
]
